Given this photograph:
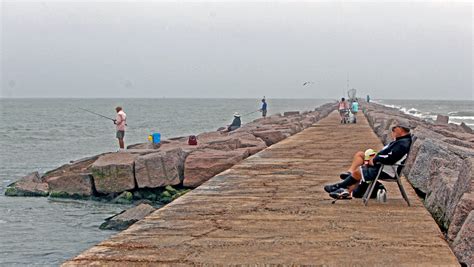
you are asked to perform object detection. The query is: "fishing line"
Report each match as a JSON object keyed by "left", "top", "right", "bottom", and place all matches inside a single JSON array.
[{"left": 78, "top": 107, "right": 128, "bottom": 126}]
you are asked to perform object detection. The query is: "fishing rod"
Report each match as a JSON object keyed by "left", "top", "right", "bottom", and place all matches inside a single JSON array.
[
  {"left": 78, "top": 107, "right": 115, "bottom": 121},
  {"left": 241, "top": 110, "right": 261, "bottom": 117},
  {"left": 217, "top": 109, "right": 261, "bottom": 125}
]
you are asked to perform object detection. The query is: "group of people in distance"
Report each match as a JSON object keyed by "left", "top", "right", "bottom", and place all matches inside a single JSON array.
[
  {"left": 338, "top": 97, "right": 359, "bottom": 123},
  {"left": 110, "top": 98, "right": 268, "bottom": 150},
  {"left": 111, "top": 97, "right": 413, "bottom": 203}
]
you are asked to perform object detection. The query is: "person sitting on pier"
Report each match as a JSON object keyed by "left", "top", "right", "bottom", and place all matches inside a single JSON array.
[
  {"left": 323, "top": 121, "right": 412, "bottom": 199},
  {"left": 226, "top": 112, "right": 241, "bottom": 132}
]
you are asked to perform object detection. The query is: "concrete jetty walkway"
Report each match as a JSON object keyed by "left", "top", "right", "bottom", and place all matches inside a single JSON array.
[{"left": 64, "top": 111, "right": 458, "bottom": 266}]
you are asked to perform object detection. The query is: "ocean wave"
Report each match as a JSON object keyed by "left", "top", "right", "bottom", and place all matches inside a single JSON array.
[
  {"left": 399, "top": 107, "right": 425, "bottom": 118},
  {"left": 449, "top": 116, "right": 474, "bottom": 120},
  {"left": 375, "top": 102, "right": 473, "bottom": 128},
  {"left": 384, "top": 104, "right": 401, "bottom": 109},
  {"left": 448, "top": 111, "right": 474, "bottom": 117}
]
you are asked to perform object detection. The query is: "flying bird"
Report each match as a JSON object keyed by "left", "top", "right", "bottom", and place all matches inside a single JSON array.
[{"left": 302, "top": 81, "right": 315, "bottom": 86}]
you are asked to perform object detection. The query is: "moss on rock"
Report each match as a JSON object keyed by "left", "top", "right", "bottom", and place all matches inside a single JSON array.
[
  {"left": 5, "top": 186, "right": 49, "bottom": 197},
  {"left": 165, "top": 185, "right": 178, "bottom": 194},
  {"left": 112, "top": 191, "right": 133, "bottom": 204},
  {"left": 49, "top": 191, "right": 90, "bottom": 200}
]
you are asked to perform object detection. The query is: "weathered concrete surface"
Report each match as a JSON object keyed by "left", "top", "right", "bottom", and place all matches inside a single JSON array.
[{"left": 64, "top": 111, "right": 458, "bottom": 266}]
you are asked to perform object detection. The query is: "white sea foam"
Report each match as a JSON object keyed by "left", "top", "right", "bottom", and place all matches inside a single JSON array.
[
  {"left": 448, "top": 111, "right": 474, "bottom": 117},
  {"left": 399, "top": 107, "right": 425, "bottom": 118},
  {"left": 385, "top": 104, "right": 401, "bottom": 109},
  {"left": 449, "top": 116, "right": 474, "bottom": 120},
  {"left": 375, "top": 102, "right": 472, "bottom": 125}
]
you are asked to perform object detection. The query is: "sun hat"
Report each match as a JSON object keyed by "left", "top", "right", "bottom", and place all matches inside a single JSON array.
[
  {"left": 364, "top": 149, "right": 377, "bottom": 160},
  {"left": 233, "top": 112, "right": 241, "bottom": 117}
]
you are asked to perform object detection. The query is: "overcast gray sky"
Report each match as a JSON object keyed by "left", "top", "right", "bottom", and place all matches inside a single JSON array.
[{"left": 1, "top": 1, "right": 472, "bottom": 99}]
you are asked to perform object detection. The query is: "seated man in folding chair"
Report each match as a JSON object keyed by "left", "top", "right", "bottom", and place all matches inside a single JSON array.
[{"left": 323, "top": 120, "right": 412, "bottom": 200}]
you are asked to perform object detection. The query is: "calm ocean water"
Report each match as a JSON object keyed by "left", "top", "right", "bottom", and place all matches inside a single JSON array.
[
  {"left": 0, "top": 98, "right": 329, "bottom": 266},
  {"left": 0, "top": 98, "right": 472, "bottom": 265}
]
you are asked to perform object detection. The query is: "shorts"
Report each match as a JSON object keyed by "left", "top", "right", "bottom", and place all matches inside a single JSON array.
[
  {"left": 116, "top": 130, "right": 125, "bottom": 139},
  {"left": 360, "top": 165, "right": 393, "bottom": 182},
  {"left": 339, "top": 109, "right": 348, "bottom": 116},
  {"left": 262, "top": 110, "right": 267, "bottom": 117}
]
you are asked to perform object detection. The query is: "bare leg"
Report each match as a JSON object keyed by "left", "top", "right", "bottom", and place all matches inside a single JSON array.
[
  {"left": 118, "top": 138, "right": 125, "bottom": 149},
  {"left": 348, "top": 151, "right": 365, "bottom": 173},
  {"left": 344, "top": 152, "right": 364, "bottom": 193}
]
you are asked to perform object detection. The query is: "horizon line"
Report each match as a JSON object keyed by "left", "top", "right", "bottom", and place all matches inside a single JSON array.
[{"left": 0, "top": 96, "right": 472, "bottom": 101}]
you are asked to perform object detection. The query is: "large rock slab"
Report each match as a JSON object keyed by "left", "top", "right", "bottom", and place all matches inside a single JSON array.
[
  {"left": 301, "top": 117, "right": 315, "bottom": 128},
  {"left": 229, "top": 131, "right": 267, "bottom": 155},
  {"left": 424, "top": 157, "right": 471, "bottom": 229},
  {"left": 183, "top": 148, "right": 250, "bottom": 187},
  {"left": 198, "top": 131, "right": 267, "bottom": 154},
  {"left": 196, "top": 131, "right": 228, "bottom": 143},
  {"left": 448, "top": 192, "right": 474, "bottom": 243},
  {"left": 436, "top": 114, "right": 449, "bottom": 124},
  {"left": 274, "top": 123, "right": 301, "bottom": 135},
  {"left": 407, "top": 139, "right": 453, "bottom": 193},
  {"left": 460, "top": 122, "right": 473, "bottom": 134},
  {"left": 450, "top": 210, "right": 474, "bottom": 267},
  {"left": 91, "top": 153, "right": 138, "bottom": 194},
  {"left": 135, "top": 148, "right": 187, "bottom": 188},
  {"left": 198, "top": 131, "right": 241, "bottom": 151},
  {"left": 46, "top": 173, "right": 94, "bottom": 197},
  {"left": 99, "top": 203, "right": 156, "bottom": 230},
  {"left": 158, "top": 139, "right": 201, "bottom": 153},
  {"left": 252, "top": 130, "right": 290, "bottom": 146},
  {"left": 42, "top": 153, "right": 106, "bottom": 179},
  {"left": 5, "top": 172, "right": 49, "bottom": 197},
  {"left": 283, "top": 111, "right": 299, "bottom": 116}
]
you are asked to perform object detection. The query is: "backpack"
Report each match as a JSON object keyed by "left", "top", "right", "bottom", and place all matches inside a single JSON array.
[
  {"left": 352, "top": 181, "right": 386, "bottom": 199},
  {"left": 188, "top": 135, "right": 197, "bottom": 145}
]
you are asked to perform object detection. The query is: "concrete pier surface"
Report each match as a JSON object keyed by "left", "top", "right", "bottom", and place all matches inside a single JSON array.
[{"left": 64, "top": 111, "right": 459, "bottom": 266}]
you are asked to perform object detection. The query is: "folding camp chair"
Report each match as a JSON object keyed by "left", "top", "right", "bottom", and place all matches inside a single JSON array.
[{"left": 362, "top": 135, "right": 416, "bottom": 206}]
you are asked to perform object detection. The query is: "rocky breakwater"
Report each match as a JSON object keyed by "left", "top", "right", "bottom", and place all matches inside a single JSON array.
[
  {"left": 5, "top": 103, "right": 335, "bottom": 204},
  {"left": 363, "top": 102, "right": 473, "bottom": 266}
]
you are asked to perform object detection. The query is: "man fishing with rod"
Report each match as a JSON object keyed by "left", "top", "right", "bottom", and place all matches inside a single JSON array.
[
  {"left": 114, "top": 106, "right": 127, "bottom": 150},
  {"left": 79, "top": 106, "right": 127, "bottom": 151}
]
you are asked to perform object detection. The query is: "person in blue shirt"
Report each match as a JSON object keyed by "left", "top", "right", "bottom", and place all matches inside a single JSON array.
[
  {"left": 260, "top": 98, "right": 267, "bottom": 118},
  {"left": 351, "top": 99, "right": 359, "bottom": 114}
]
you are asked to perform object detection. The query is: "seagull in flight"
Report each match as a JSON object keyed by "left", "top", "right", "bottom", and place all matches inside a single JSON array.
[{"left": 302, "top": 81, "right": 315, "bottom": 86}]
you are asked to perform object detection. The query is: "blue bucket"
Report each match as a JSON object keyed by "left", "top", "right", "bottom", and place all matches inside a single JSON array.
[{"left": 152, "top": 133, "right": 161, "bottom": 144}]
